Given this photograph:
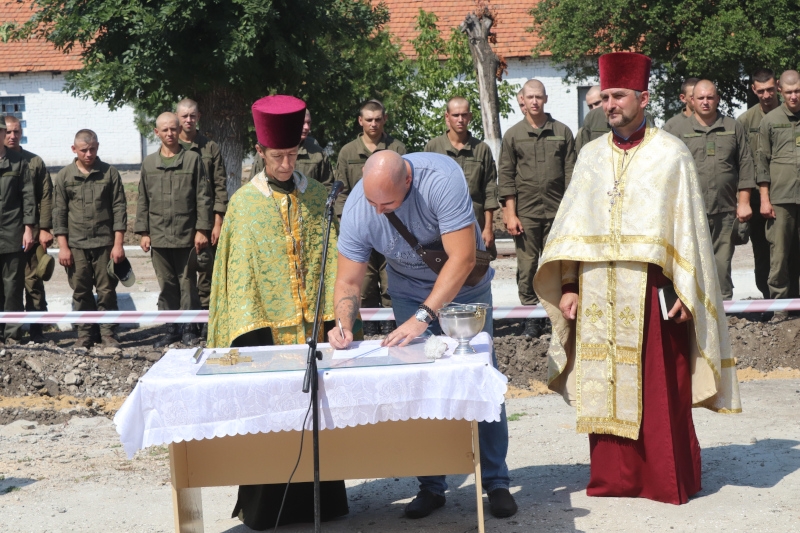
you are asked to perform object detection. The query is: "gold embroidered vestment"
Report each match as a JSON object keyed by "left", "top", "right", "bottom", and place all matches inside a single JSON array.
[
  {"left": 208, "top": 171, "right": 337, "bottom": 348},
  {"left": 534, "top": 127, "right": 742, "bottom": 440}
]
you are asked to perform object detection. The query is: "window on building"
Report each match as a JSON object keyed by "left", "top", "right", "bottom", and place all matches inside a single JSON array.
[
  {"left": 0, "top": 96, "right": 25, "bottom": 119},
  {"left": 2, "top": 96, "right": 27, "bottom": 144},
  {"left": 577, "top": 87, "right": 592, "bottom": 128}
]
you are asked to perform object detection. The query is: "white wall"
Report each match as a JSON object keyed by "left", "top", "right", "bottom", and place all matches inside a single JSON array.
[
  {"left": 502, "top": 57, "right": 588, "bottom": 137},
  {"left": 0, "top": 72, "right": 142, "bottom": 167}
]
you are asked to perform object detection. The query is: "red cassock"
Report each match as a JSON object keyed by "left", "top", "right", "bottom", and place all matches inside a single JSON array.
[{"left": 586, "top": 264, "right": 702, "bottom": 505}]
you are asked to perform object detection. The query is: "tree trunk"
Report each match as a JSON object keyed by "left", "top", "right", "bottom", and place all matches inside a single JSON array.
[
  {"left": 460, "top": 12, "right": 502, "bottom": 167},
  {"left": 196, "top": 87, "right": 248, "bottom": 199}
]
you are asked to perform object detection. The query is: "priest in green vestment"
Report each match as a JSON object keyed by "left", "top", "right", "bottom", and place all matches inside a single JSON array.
[{"left": 208, "top": 95, "right": 349, "bottom": 529}]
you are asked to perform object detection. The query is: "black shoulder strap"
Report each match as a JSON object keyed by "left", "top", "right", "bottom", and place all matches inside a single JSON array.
[
  {"left": 385, "top": 212, "right": 421, "bottom": 250},
  {"left": 384, "top": 212, "right": 446, "bottom": 274}
]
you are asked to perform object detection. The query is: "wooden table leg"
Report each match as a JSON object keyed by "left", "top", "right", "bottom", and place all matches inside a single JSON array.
[
  {"left": 472, "top": 420, "right": 485, "bottom": 533},
  {"left": 169, "top": 442, "right": 204, "bottom": 532}
]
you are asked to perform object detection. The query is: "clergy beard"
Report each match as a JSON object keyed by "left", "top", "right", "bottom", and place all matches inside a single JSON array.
[{"left": 607, "top": 109, "right": 638, "bottom": 129}]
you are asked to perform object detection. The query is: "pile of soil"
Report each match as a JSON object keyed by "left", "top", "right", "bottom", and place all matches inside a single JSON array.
[
  {"left": 728, "top": 314, "right": 800, "bottom": 371},
  {"left": 2, "top": 315, "right": 800, "bottom": 425},
  {"left": 0, "top": 326, "right": 178, "bottom": 425},
  {"left": 494, "top": 319, "right": 549, "bottom": 387}
]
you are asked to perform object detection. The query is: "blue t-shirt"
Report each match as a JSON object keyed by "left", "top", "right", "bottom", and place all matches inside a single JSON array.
[{"left": 338, "top": 152, "right": 494, "bottom": 302}]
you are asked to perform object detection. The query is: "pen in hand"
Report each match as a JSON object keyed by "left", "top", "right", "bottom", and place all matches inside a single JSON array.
[{"left": 337, "top": 318, "right": 346, "bottom": 345}]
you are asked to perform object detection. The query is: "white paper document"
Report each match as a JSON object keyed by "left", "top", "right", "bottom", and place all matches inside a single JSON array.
[{"left": 332, "top": 345, "right": 389, "bottom": 360}]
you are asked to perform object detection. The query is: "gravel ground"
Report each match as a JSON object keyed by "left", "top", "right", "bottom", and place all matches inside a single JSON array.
[{"left": 0, "top": 379, "right": 798, "bottom": 532}]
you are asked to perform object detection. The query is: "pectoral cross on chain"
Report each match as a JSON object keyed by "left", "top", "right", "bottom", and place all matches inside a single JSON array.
[{"left": 609, "top": 147, "right": 638, "bottom": 212}]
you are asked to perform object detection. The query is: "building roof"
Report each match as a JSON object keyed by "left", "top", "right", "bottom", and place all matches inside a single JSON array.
[
  {"left": 0, "top": 0, "right": 537, "bottom": 74},
  {"left": 0, "top": 1, "right": 83, "bottom": 73},
  {"left": 378, "top": 0, "right": 542, "bottom": 59}
]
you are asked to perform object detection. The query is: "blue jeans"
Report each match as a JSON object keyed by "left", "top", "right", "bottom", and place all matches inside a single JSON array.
[{"left": 391, "top": 283, "right": 511, "bottom": 495}]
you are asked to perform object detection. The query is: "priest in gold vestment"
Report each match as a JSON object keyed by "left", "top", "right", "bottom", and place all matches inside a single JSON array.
[
  {"left": 533, "top": 53, "right": 741, "bottom": 505},
  {"left": 208, "top": 95, "right": 349, "bottom": 528}
]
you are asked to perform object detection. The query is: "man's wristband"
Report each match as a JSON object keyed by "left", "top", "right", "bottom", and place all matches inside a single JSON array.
[{"left": 419, "top": 304, "right": 437, "bottom": 322}]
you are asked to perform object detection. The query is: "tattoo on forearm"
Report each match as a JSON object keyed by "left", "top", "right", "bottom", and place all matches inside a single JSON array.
[{"left": 336, "top": 292, "right": 360, "bottom": 325}]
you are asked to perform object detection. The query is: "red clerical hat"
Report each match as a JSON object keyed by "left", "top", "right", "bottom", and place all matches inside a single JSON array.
[
  {"left": 599, "top": 52, "right": 652, "bottom": 92},
  {"left": 251, "top": 95, "right": 307, "bottom": 149}
]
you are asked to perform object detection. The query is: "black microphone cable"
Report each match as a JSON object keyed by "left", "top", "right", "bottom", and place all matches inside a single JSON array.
[{"left": 273, "top": 390, "right": 314, "bottom": 532}]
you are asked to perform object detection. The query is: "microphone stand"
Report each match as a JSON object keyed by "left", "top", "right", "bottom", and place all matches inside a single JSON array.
[{"left": 302, "top": 182, "right": 341, "bottom": 532}]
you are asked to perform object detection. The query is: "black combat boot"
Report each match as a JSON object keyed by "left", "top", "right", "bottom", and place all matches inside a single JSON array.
[
  {"left": 181, "top": 324, "right": 200, "bottom": 345},
  {"left": 154, "top": 324, "right": 182, "bottom": 348}
]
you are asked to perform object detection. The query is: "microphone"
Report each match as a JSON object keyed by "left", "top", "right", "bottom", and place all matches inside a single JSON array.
[{"left": 326, "top": 181, "right": 344, "bottom": 210}]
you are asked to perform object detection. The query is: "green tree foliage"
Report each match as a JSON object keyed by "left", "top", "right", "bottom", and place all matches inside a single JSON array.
[
  {"left": 3, "top": 3, "right": 516, "bottom": 169},
  {"left": 2, "top": 0, "right": 405, "bottom": 184},
  {"left": 529, "top": 0, "right": 800, "bottom": 117},
  {"left": 387, "top": 10, "right": 517, "bottom": 152}
]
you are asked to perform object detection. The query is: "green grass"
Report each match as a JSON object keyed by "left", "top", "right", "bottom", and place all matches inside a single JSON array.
[
  {"left": 3, "top": 486, "right": 20, "bottom": 494},
  {"left": 148, "top": 445, "right": 169, "bottom": 456},
  {"left": 507, "top": 412, "right": 527, "bottom": 422}
]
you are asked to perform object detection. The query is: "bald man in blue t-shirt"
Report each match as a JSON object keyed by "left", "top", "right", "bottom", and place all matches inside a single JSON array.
[{"left": 329, "top": 150, "right": 516, "bottom": 520}]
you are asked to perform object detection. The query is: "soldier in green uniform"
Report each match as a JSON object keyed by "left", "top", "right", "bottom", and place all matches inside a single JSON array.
[
  {"left": 336, "top": 99, "right": 406, "bottom": 335},
  {"left": 248, "top": 108, "right": 333, "bottom": 191},
  {"left": 737, "top": 68, "right": 798, "bottom": 300},
  {"left": 53, "top": 129, "right": 127, "bottom": 348},
  {"left": 663, "top": 78, "right": 699, "bottom": 135},
  {"left": 499, "top": 79, "right": 576, "bottom": 338},
  {"left": 757, "top": 70, "right": 800, "bottom": 305},
  {"left": 176, "top": 98, "right": 228, "bottom": 340},
  {"left": 575, "top": 86, "right": 601, "bottom": 152},
  {"left": 136, "top": 112, "right": 213, "bottom": 347},
  {"left": 424, "top": 96, "right": 498, "bottom": 257},
  {"left": 517, "top": 88, "right": 526, "bottom": 117},
  {"left": 667, "top": 80, "right": 756, "bottom": 300},
  {"left": 0, "top": 116, "right": 35, "bottom": 344},
  {"left": 3, "top": 116, "right": 53, "bottom": 343}
]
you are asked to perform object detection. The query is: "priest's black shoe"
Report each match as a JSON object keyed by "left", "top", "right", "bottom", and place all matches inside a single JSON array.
[
  {"left": 154, "top": 325, "right": 181, "bottom": 348},
  {"left": 488, "top": 488, "right": 517, "bottom": 518},
  {"left": 404, "top": 490, "right": 446, "bottom": 519}
]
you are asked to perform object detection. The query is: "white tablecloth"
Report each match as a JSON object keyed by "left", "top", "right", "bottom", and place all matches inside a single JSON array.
[{"left": 114, "top": 333, "right": 506, "bottom": 458}]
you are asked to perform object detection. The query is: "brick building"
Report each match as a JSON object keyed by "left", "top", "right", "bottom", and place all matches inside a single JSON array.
[
  {"left": 2, "top": 0, "right": 595, "bottom": 166},
  {"left": 0, "top": 2, "right": 144, "bottom": 167}
]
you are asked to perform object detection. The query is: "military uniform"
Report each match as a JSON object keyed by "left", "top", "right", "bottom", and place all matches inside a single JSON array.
[
  {"left": 668, "top": 114, "right": 756, "bottom": 299},
  {"left": 498, "top": 115, "right": 576, "bottom": 305},
  {"left": 249, "top": 136, "right": 333, "bottom": 191},
  {"left": 662, "top": 110, "right": 691, "bottom": 136},
  {"left": 53, "top": 159, "right": 126, "bottom": 339},
  {"left": 757, "top": 104, "right": 800, "bottom": 299},
  {"left": 0, "top": 149, "right": 34, "bottom": 341},
  {"left": 179, "top": 133, "right": 228, "bottom": 311},
  {"left": 18, "top": 149, "right": 53, "bottom": 326},
  {"left": 335, "top": 133, "right": 406, "bottom": 309},
  {"left": 576, "top": 108, "right": 654, "bottom": 153},
  {"left": 737, "top": 104, "right": 798, "bottom": 299},
  {"left": 424, "top": 132, "right": 499, "bottom": 257},
  {"left": 135, "top": 148, "right": 213, "bottom": 311}
]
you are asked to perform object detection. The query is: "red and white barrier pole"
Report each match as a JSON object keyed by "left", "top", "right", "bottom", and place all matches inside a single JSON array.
[{"left": 0, "top": 299, "right": 791, "bottom": 323}]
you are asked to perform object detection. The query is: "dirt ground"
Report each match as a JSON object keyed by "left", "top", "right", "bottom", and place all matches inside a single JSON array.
[{"left": 2, "top": 313, "right": 800, "bottom": 426}]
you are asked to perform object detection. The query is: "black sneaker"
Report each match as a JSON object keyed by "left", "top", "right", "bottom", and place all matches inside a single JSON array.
[
  {"left": 404, "top": 490, "right": 446, "bottom": 519},
  {"left": 488, "top": 488, "right": 517, "bottom": 518}
]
